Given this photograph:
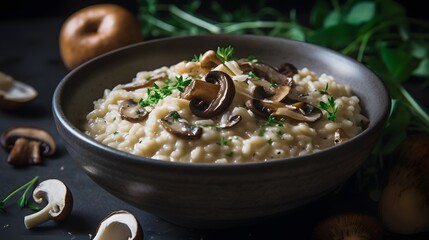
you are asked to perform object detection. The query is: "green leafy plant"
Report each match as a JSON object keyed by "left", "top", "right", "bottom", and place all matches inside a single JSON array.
[
  {"left": 138, "top": 0, "right": 429, "bottom": 196},
  {"left": 216, "top": 46, "right": 234, "bottom": 62},
  {"left": 0, "top": 176, "right": 40, "bottom": 212},
  {"left": 139, "top": 76, "right": 192, "bottom": 107}
]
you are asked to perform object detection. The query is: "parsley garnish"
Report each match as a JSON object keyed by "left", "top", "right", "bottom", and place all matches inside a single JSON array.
[
  {"left": 259, "top": 117, "right": 285, "bottom": 136},
  {"left": 192, "top": 53, "right": 203, "bottom": 62},
  {"left": 318, "top": 83, "right": 338, "bottom": 122},
  {"left": 248, "top": 71, "right": 259, "bottom": 80},
  {"left": 247, "top": 55, "right": 258, "bottom": 63},
  {"left": 217, "top": 137, "right": 230, "bottom": 146},
  {"left": 216, "top": 46, "right": 234, "bottom": 63},
  {"left": 0, "top": 176, "right": 40, "bottom": 212},
  {"left": 270, "top": 81, "right": 278, "bottom": 89},
  {"left": 139, "top": 76, "right": 192, "bottom": 107},
  {"left": 113, "top": 131, "right": 119, "bottom": 135},
  {"left": 319, "top": 96, "right": 338, "bottom": 122},
  {"left": 267, "top": 138, "right": 273, "bottom": 145},
  {"left": 319, "top": 83, "right": 329, "bottom": 95}
]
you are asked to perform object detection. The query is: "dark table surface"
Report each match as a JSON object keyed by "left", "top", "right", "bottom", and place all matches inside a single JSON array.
[{"left": 1, "top": 17, "right": 428, "bottom": 240}]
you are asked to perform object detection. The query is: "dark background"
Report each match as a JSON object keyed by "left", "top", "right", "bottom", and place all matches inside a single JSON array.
[{"left": 0, "top": 0, "right": 426, "bottom": 20}]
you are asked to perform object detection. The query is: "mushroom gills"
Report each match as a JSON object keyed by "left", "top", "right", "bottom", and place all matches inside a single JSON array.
[
  {"left": 0, "top": 72, "right": 38, "bottom": 109},
  {"left": 160, "top": 111, "right": 202, "bottom": 139},
  {"left": 24, "top": 179, "right": 73, "bottom": 229},
  {"left": 273, "top": 102, "right": 322, "bottom": 122},
  {"left": 218, "top": 115, "right": 242, "bottom": 129}
]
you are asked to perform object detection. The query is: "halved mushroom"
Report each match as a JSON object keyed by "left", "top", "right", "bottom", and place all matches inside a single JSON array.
[
  {"left": 334, "top": 128, "right": 349, "bottom": 145},
  {"left": 252, "top": 63, "right": 294, "bottom": 86},
  {"left": 93, "top": 210, "right": 143, "bottom": 240},
  {"left": 218, "top": 115, "right": 242, "bottom": 129},
  {"left": 119, "top": 99, "right": 152, "bottom": 123},
  {"left": 24, "top": 179, "right": 73, "bottom": 229},
  {"left": 0, "top": 72, "right": 38, "bottom": 110},
  {"left": 182, "top": 71, "right": 235, "bottom": 118},
  {"left": 313, "top": 213, "right": 383, "bottom": 240},
  {"left": 0, "top": 127, "right": 56, "bottom": 166},
  {"left": 273, "top": 102, "right": 322, "bottom": 122},
  {"left": 200, "top": 50, "right": 222, "bottom": 72},
  {"left": 379, "top": 133, "right": 429, "bottom": 234},
  {"left": 252, "top": 84, "right": 292, "bottom": 103},
  {"left": 160, "top": 111, "right": 202, "bottom": 139}
]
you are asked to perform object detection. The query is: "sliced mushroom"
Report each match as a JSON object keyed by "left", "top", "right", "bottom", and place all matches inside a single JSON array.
[
  {"left": 313, "top": 213, "right": 383, "bottom": 240},
  {"left": 24, "top": 179, "right": 73, "bottom": 229},
  {"left": 218, "top": 115, "right": 242, "bottom": 129},
  {"left": 252, "top": 63, "right": 293, "bottom": 86},
  {"left": 252, "top": 84, "right": 292, "bottom": 102},
  {"left": 93, "top": 210, "right": 143, "bottom": 240},
  {"left": 200, "top": 50, "right": 222, "bottom": 72},
  {"left": 236, "top": 58, "right": 253, "bottom": 73},
  {"left": 245, "top": 99, "right": 282, "bottom": 118},
  {"left": 273, "top": 102, "right": 322, "bottom": 122},
  {"left": 121, "top": 71, "right": 167, "bottom": 91},
  {"left": 183, "top": 71, "right": 235, "bottom": 118},
  {"left": 0, "top": 127, "right": 56, "bottom": 166},
  {"left": 277, "top": 62, "right": 298, "bottom": 78},
  {"left": 181, "top": 79, "right": 220, "bottom": 104},
  {"left": 0, "top": 72, "right": 38, "bottom": 110},
  {"left": 160, "top": 111, "right": 202, "bottom": 139},
  {"left": 119, "top": 99, "right": 152, "bottom": 123},
  {"left": 334, "top": 128, "right": 349, "bottom": 144}
]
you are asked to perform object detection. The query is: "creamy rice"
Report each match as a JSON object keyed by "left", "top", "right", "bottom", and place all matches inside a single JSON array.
[{"left": 85, "top": 49, "right": 368, "bottom": 163}]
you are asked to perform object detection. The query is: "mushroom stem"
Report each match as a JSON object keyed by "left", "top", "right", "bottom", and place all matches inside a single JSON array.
[
  {"left": 24, "top": 203, "right": 52, "bottom": 229},
  {"left": 182, "top": 79, "right": 220, "bottom": 103},
  {"left": 8, "top": 138, "right": 41, "bottom": 165}
]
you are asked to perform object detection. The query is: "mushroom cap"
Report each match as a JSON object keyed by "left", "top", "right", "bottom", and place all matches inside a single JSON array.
[
  {"left": 0, "top": 72, "right": 37, "bottom": 110},
  {"left": 313, "top": 213, "right": 383, "bottom": 240},
  {"left": 93, "top": 210, "right": 143, "bottom": 240},
  {"left": 119, "top": 99, "right": 151, "bottom": 122},
  {"left": 160, "top": 111, "right": 202, "bottom": 140},
  {"left": 0, "top": 127, "right": 56, "bottom": 156},
  {"left": 32, "top": 179, "right": 73, "bottom": 221}
]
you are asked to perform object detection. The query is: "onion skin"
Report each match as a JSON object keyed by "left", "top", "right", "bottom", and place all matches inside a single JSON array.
[{"left": 59, "top": 4, "right": 143, "bottom": 70}]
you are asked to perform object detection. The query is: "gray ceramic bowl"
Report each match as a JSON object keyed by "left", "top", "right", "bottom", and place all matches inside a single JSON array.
[{"left": 52, "top": 35, "right": 390, "bottom": 228}]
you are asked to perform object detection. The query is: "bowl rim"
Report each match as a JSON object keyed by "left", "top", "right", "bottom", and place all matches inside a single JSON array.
[{"left": 53, "top": 34, "right": 391, "bottom": 172}]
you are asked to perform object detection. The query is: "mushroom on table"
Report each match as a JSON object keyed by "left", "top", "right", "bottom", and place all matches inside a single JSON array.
[
  {"left": 0, "top": 72, "right": 38, "bottom": 110},
  {"left": 0, "top": 127, "right": 56, "bottom": 166}
]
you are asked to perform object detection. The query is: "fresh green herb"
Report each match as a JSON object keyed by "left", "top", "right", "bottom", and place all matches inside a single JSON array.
[
  {"left": 267, "top": 138, "right": 274, "bottom": 145},
  {"left": 270, "top": 81, "right": 278, "bottom": 89},
  {"left": 113, "top": 117, "right": 116, "bottom": 121},
  {"left": 216, "top": 46, "right": 234, "bottom": 62},
  {"left": 139, "top": 76, "right": 192, "bottom": 107},
  {"left": 217, "top": 137, "right": 230, "bottom": 146},
  {"left": 319, "top": 83, "right": 329, "bottom": 95},
  {"left": 259, "top": 117, "right": 286, "bottom": 136},
  {"left": 247, "top": 55, "right": 258, "bottom": 63},
  {"left": 113, "top": 131, "right": 119, "bottom": 135},
  {"left": 0, "top": 176, "right": 39, "bottom": 212},
  {"left": 172, "top": 111, "right": 180, "bottom": 120},
  {"left": 319, "top": 96, "right": 338, "bottom": 122},
  {"left": 192, "top": 53, "right": 203, "bottom": 62},
  {"left": 248, "top": 71, "right": 259, "bottom": 80}
]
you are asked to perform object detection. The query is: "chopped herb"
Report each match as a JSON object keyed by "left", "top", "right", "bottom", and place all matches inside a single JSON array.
[
  {"left": 172, "top": 111, "right": 180, "bottom": 120},
  {"left": 113, "top": 117, "right": 116, "bottom": 121},
  {"left": 248, "top": 71, "right": 259, "bottom": 80},
  {"left": 270, "top": 81, "right": 278, "bottom": 89},
  {"left": 319, "top": 83, "right": 329, "bottom": 95},
  {"left": 0, "top": 176, "right": 39, "bottom": 212},
  {"left": 247, "top": 55, "right": 258, "bottom": 63},
  {"left": 139, "top": 76, "right": 192, "bottom": 107},
  {"left": 267, "top": 138, "right": 273, "bottom": 145},
  {"left": 113, "top": 131, "right": 119, "bottom": 135},
  {"left": 217, "top": 137, "right": 230, "bottom": 146},
  {"left": 319, "top": 96, "right": 338, "bottom": 122},
  {"left": 145, "top": 76, "right": 152, "bottom": 81},
  {"left": 259, "top": 117, "right": 286, "bottom": 136},
  {"left": 192, "top": 53, "right": 203, "bottom": 62},
  {"left": 216, "top": 46, "right": 234, "bottom": 62}
]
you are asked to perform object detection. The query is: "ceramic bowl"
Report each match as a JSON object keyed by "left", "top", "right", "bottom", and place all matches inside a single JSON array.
[{"left": 52, "top": 35, "right": 390, "bottom": 228}]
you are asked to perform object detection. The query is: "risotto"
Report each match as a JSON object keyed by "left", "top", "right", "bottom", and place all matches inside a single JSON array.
[{"left": 85, "top": 47, "right": 368, "bottom": 163}]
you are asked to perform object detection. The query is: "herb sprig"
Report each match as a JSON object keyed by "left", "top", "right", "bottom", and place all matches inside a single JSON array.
[
  {"left": 318, "top": 83, "right": 338, "bottom": 122},
  {"left": 0, "top": 176, "right": 40, "bottom": 212},
  {"left": 216, "top": 46, "right": 234, "bottom": 62},
  {"left": 139, "top": 76, "right": 192, "bottom": 107}
]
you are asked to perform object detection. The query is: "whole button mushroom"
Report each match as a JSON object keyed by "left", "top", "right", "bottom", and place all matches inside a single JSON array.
[
  {"left": 93, "top": 210, "right": 143, "bottom": 240},
  {"left": 24, "top": 179, "right": 73, "bottom": 229},
  {"left": 0, "top": 127, "right": 56, "bottom": 166}
]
